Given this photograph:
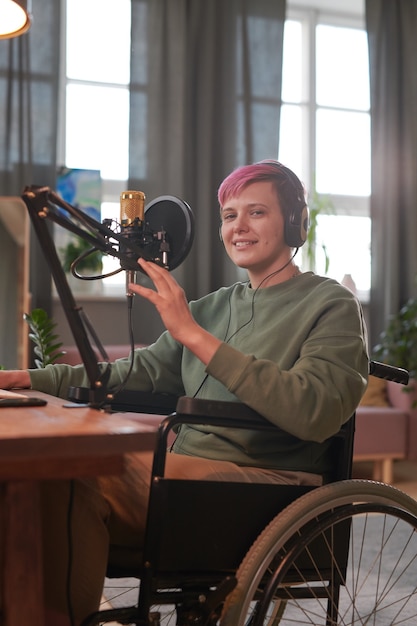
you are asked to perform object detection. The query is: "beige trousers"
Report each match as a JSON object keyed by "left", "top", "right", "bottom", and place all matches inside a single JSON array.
[{"left": 40, "top": 451, "right": 321, "bottom": 621}]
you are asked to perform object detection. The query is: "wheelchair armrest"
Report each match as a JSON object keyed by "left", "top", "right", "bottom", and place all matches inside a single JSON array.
[
  {"left": 152, "top": 396, "right": 355, "bottom": 479},
  {"left": 368, "top": 360, "right": 409, "bottom": 385},
  {"left": 176, "top": 396, "right": 263, "bottom": 420},
  {"left": 152, "top": 397, "right": 282, "bottom": 477},
  {"left": 109, "top": 389, "right": 178, "bottom": 414}
]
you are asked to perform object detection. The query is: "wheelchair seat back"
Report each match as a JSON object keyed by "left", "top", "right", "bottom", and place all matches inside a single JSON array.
[
  {"left": 139, "top": 399, "right": 355, "bottom": 577},
  {"left": 145, "top": 480, "right": 314, "bottom": 573}
]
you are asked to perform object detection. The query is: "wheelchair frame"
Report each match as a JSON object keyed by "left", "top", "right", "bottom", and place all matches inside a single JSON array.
[{"left": 82, "top": 363, "right": 417, "bottom": 626}]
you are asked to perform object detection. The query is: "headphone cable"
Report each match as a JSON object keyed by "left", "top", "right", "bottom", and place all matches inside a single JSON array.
[{"left": 191, "top": 248, "right": 299, "bottom": 398}]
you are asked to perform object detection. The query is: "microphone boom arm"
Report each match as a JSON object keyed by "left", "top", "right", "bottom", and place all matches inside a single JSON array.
[
  {"left": 21, "top": 184, "right": 195, "bottom": 408},
  {"left": 22, "top": 185, "right": 117, "bottom": 408},
  {"left": 23, "top": 186, "right": 161, "bottom": 265}
]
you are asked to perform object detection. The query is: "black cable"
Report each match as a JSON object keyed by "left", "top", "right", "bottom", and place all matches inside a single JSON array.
[
  {"left": 103, "top": 294, "right": 136, "bottom": 403},
  {"left": 191, "top": 285, "right": 236, "bottom": 398},
  {"left": 112, "top": 295, "right": 136, "bottom": 395},
  {"left": 192, "top": 249, "right": 299, "bottom": 398}
]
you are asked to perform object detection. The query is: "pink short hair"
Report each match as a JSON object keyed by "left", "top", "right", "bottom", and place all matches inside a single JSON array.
[{"left": 217, "top": 160, "right": 306, "bottom": 219}]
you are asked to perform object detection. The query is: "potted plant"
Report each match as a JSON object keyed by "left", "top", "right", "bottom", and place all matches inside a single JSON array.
[
  {"left": 23, "top": 308, "right": 66, "bottom": 369},
  {"left": 372, "top": 296, "right": 417, "bottom": 408},
  {"left": 60, "top": 236, "right": 103, "bottom": 275},
  {"left": 303, "top": 187, "right": 333, "bottom": 274}
]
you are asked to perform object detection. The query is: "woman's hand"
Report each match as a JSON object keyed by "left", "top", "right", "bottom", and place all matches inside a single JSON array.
[
  {"left": 0, "top": 370, "right": 31, "bottom": 390},
  {"left": 129, "top": 258, "right": 195, "bottom": 343},
  {"left": 128, "top": 258, "right": 221, "bottom": 366}
]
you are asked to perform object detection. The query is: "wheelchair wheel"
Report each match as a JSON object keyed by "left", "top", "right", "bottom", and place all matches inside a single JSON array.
[{"left": 221, "top": 479, "right": 417, "bottom": 626}]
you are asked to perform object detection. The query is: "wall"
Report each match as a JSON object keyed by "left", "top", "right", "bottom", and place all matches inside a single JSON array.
[
  {"left": 289, "top": 0, "right": 363, "bottom": 15},
  {"left": 0, "top": 197, "right": 30, "bottom": 369},
  {"left": 52, "top": 292, "right": 165, "bottom": 348}
]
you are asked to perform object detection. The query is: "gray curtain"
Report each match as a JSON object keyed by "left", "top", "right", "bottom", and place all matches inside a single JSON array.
[
  {"left": 366, "top": 0, "right": 417, "bottom": 349},
  {"left": 129, "top": 0, "right": 286, "bottom": 300},
  {"left": 0, "top": 0, "right": 61, "bottom": 366}
]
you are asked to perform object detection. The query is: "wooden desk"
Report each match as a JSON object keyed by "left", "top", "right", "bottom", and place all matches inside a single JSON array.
[{"left": 0, "top": 390, "right": 160, "bottom": 626}]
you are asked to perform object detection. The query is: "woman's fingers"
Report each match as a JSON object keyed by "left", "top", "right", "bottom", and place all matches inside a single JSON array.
[
  {"left": 128, "top": 258, "right": 193, "bottom": 341},
  {"left": 128, "top": 281, "right": 158, "bottom": 302},
  {"left": 137, "top": 257, "right": 173, "bottom": 291},
  {"left": 129, "top": 258, "right": 221, "bottom": 364},
  {"left": 128, "top": 258, "right": 174, "bottom": 301}
]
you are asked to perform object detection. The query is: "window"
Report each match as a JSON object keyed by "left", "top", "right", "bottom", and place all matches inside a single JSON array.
[
  {"left": 61, "top": 1, "right": 370, "bottom": 297},
  {"left": 60, "top": 0, "right": 133, "bottom": 292},
  {"left": 64, "top": 0, "right": 131, "bottom": 180},
  {"left": 279, "top": 6, "right": 370, "bottom": 299}
]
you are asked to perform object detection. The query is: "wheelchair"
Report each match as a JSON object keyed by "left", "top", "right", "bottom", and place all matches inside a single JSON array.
[{"left": 82, "top": 362, "right": 417, "bottom": 626}]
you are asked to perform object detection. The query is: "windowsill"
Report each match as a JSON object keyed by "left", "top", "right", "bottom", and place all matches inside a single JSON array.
[
  {"left": 356, "top": 289, "right": 370, "bottom": 306},
  {"left": 52, "top": 282, "right": 128, "bottom": 302},
  {"left": 53, "top": 284, "right": 371, "bottom": 306}
]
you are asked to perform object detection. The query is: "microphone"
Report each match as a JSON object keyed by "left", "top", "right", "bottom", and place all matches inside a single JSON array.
[
  {"left": 119, "top": 190, "right": 148, "bottom": 295},
  {"left": 119, "top": 190, "right": 171, "bottom": 271},
  {"left": 117, "top": 191, "right": 194, "bottom": 294}
]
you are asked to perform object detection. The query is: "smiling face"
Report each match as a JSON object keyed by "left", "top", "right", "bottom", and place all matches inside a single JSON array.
[{"left": 220, "top": 181, "right": 294, "bottom": 288}]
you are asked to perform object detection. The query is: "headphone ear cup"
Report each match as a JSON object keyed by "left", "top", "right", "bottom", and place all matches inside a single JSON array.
[
  {"left": 285, "top": 204, "right": 309, "bottom": 248},
  {"left": 300, "top": 205, "right": 309, "bottom": 245}
]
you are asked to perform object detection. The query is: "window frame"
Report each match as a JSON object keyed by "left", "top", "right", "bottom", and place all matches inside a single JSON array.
[
  {"left": 57, "top": 0, "right": 130, "bottom": 206},
  {"left": 281, "top": 5, "right": 370, "bottom": 298},
  {"left": 283, "top": 6, "right": 369, "bottom": 217}
]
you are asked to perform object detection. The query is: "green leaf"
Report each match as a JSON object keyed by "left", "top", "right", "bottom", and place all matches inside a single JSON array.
[
  {"left": 372, "top": 296, "right": 417, "bottom": 379},
  {"left": 23, "top": 309, "right": 65, "bottom": 369},
  {"left": 60, "top": 236, "right": 103, "bottom": 274}
]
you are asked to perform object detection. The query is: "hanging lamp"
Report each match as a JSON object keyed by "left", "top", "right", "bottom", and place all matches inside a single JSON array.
[{"left": 0, "top": 0, "right": 31, "bottom": 39}]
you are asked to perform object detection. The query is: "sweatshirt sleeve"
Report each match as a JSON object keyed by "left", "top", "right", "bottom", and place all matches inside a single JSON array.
[{"left": 29, "top": 330, "right": 186, "bottom": 400}]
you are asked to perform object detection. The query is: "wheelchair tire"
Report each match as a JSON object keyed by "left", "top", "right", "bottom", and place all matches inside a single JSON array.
[{"left": 221, "top": 479, "right": 417, "bottom": 626}]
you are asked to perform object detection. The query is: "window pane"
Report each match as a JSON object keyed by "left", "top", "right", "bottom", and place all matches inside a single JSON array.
[
  {"left": 314, "top": 214, "right": 371, "bottom": 293},
  {"left": 282, "top": 20, "right": 303, "bottom": 103},
  {"left": 316, "top": 109, "right": 371, "bottom": 196},
  {"left": 316, "top": 25, "right": 370, "bottom": 110},
  {"left": 65, "top": 84, "right": 130, "bottom": 180},
  {"left": 278, "top": 104, "right": 303, "bottom": 177},
  {"left": 66, "top": 0, "right": 131, "bottom": 84}
]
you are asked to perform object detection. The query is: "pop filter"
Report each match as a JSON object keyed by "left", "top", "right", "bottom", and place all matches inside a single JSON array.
[{"left": 144, "top": 195, "right": 194, "bottom": 270}]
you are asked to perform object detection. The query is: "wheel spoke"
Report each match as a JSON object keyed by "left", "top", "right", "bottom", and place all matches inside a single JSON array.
[{"left": 221, "top": 482, "right": 417, "bottom": 626}]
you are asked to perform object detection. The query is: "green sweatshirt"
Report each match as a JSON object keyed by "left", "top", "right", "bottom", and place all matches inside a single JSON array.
[{"left": 29, "top": 272, "right": 368, "bottom": 474}]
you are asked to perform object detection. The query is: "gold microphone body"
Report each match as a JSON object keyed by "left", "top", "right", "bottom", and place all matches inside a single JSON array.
[
  {"left": 120, "top": 190, "right": 146, "bottom": 225},
  {"left": 120, "top": 191, "right": 146, "bottom": 295}
]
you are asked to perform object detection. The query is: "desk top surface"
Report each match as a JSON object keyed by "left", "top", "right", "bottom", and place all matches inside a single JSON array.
[{"left": 0, "top": 390, "right": 160, "bottom": 461}]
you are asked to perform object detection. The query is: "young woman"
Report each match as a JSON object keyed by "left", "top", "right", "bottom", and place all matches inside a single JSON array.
[{"left": 0, "top": 160, "right": 368, "bottom": 624}]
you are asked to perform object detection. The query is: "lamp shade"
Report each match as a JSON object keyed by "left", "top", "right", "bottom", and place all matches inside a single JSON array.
[{"left": 0, "top": 0, "right": 31, "bottom": 39}]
